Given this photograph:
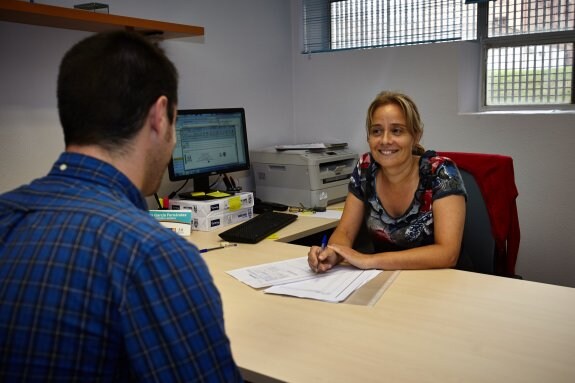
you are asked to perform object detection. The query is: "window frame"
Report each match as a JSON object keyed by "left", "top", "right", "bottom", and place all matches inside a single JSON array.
[{"left": 477, "top": 2, "right": 575, "bottom": 112}]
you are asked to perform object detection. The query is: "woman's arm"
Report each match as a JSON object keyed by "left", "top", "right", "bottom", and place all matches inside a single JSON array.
[
  {"left": 307, "top": 192, "right": 364, "bottom": 272},
  {"left": 329, "top": 194, "right": 466, "bottom": 270}
]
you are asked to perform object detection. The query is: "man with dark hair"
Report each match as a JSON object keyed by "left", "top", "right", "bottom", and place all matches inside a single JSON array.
[{"left": 0, "top": 31, "right": 242, "bottom": 382}]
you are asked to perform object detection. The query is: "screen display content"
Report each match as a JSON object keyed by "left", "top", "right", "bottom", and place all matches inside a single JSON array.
[{"left": 168, "top": 108, "right": 250, "bottom": 192}]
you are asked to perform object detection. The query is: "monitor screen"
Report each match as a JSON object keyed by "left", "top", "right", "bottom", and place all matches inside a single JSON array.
[{"left": 168, "top": 108, "right": 250, "bottom": 192}]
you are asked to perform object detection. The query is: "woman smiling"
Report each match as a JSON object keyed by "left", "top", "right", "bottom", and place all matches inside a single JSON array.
[{"left": 308, "top": 91, "right": 468, "bottom": 273}]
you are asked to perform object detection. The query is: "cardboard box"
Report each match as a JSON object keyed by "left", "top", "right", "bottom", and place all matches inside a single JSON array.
[
  {"left": 169, "top": 192, "right": 254, "bottom": 217},
  {"left": 192, "top": 207, "right": 253, "bottom": 231},
  {"left": 149, "top": 210, "right": 192, "bottom": 236}
]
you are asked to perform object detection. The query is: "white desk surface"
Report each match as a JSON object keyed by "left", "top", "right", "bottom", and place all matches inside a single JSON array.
[{"left": 185, "top": 214, "right": 575, "bottom": 383}]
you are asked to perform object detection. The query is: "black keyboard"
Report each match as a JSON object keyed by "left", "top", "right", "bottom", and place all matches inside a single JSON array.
[{"left": 218, "top": 211, "right": 298, "bottom": 244}]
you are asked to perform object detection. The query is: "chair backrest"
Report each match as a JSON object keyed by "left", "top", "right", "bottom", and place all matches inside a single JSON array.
[
  {"left": 459, "top": 169, "right": 496, "bottom": 275},
  {"left": 438, "top": 151, "right": 520, "bottom": 277}
]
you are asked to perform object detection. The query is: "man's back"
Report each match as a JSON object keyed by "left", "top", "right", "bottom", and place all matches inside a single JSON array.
[{"left": 0, "top": 153, "right": 242, "bottom": 382}]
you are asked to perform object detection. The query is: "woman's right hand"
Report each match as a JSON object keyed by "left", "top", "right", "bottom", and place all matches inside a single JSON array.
[{"left": 307, "top": 245, "right": 339, "bottom": 273}]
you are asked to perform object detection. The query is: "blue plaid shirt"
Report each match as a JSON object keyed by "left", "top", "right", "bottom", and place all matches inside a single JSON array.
[{"left": 0, "top": 153, "right": 242, "bottom": 382}]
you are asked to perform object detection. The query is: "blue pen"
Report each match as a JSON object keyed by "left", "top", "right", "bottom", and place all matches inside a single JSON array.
[
  {"left": 317, "top": 234, "right": 328, "bottom": 273},
  {"left": 321, "top": 234, "right": 328, "bottom": 250}
]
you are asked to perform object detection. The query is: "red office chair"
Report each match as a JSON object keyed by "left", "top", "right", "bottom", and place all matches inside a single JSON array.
[{"left": 438, "top": 152, "right": 521, "bottom": 278}]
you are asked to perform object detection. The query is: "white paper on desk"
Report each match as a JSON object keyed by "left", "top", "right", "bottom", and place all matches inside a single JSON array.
[
  {"left": 227, "top": 257, "right": 381, "bottom": 302},
  {"left": 227, "top": 257, "right": 324, "bottom": 289},
  {"left": 297, "top": 210, "right": 343, "bottom": 220},
  {"left": 264, "top": 268, "right": 381, "bottom": 303}
]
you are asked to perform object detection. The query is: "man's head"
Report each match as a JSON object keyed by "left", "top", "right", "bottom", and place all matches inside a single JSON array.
[
  {"left": 57, "top": 31, "right": 179, "bottom": 196},
  {"left": 57, "top": 31, "right": 178, "bottom": 152}
]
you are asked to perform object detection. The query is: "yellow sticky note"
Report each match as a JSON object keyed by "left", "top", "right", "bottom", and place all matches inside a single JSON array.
[
  {"left": 207, "top": 191, "right": 231, "bottom": 198},
  {"left": 227, "top": 196, "right": 242, "bottom": 211}
]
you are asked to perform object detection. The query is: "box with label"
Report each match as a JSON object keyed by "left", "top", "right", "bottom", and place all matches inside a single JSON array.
[
  {"left": 192, "top": 207, "right": 253, "bottom": 231},
  {"left": 149, "top": 210, "right": 192, "bottom": 236},
  {"left": 170, "top": 192, "right": 254, "bottom": 217}
]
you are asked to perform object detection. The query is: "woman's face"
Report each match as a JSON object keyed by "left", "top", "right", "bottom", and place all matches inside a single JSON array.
[{"left": 367, "top": 103, "right": 417, "bottom": 169}]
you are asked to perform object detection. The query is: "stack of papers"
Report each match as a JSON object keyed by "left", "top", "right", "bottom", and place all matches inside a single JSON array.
[
  {"left": 274, "top": 142, "right": 348, "bottom": 151},
  {"left": 227, "top": 257, "right": 381, "bottom": 303}
]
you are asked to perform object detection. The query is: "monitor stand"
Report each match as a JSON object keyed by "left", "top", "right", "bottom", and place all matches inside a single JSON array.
[
  {"left": 177, "top": 176, "right": 226, "bottom": 200},
  {"left": 192, "top": 175, "right": 213, "bottom": 194}
]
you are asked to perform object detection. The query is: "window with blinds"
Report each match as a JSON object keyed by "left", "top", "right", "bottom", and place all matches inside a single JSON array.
[
  {"left": 302, "top": 0, "right": 575, "bottom": 108},
  {"left": 303, "top": 0, "right": 476, "bottom": 52}
]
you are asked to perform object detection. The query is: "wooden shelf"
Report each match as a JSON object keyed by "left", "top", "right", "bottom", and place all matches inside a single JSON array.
[{"left": 0, "top": 0, "right": 204, "bottom": 39}]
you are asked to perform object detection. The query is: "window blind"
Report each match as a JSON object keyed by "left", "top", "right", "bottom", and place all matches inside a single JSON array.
[{"left": 302, "top": 0, "right": 477, "bottom": 53}]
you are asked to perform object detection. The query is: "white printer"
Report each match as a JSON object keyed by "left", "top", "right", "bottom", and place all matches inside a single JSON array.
[{"left": 250, "top": 147, "right": 358, "bottom": 210}]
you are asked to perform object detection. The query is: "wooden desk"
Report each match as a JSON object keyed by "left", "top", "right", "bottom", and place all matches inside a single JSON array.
[
  {"left": 188, "top": 211, "right": 340, "bottom": 249},
  {"left": 186, "top": 215, "right": 575, "bottom": 383}
]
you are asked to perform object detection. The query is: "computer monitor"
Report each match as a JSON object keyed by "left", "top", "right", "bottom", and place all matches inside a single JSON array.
[{"left": 168, "top": 108, "right": 250, "bottom": 193}]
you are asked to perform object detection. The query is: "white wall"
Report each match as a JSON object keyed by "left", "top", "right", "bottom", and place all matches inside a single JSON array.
[
  {"left": 0, "top": 0, "right": 294, "bottom": 199},
  {"left": 290, "top": 4, "right": 575, "bottom": 288},
  {"left": 1, "top": 1, "right": 573, "bottom": 288}
]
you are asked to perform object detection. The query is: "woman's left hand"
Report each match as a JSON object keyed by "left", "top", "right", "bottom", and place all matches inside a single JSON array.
[{"left": 328, "top": 244, "right": 374, "bottom": 270}]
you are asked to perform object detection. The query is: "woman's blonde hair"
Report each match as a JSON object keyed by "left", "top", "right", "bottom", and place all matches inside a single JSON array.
[{"left": 365, "top": 91, "right": 425, "bottom": 155}]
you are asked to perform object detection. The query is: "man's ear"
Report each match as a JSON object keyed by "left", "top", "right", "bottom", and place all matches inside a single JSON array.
[{"left": 148, "top": 96, "right": 169, "bottom": 138}]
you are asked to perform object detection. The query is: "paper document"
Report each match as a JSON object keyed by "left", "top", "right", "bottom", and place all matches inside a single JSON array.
[
  {"left": 274, "top": 142, "right": 348, "bottom": 151},
  {"left": 296, "top": 209, "right": 343, "bottom": 220},
  {"left": 275, "top": 143, "right": 326, "bottom": 150},
  {"left": 265, "top": 267, "right": 380, "bottom": 303},
  {"left": 227, "top": 257, "right": 381, "bottom": 303},
  {"left": 226, "top": 257, "right": 323, "bottom": 289}
]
